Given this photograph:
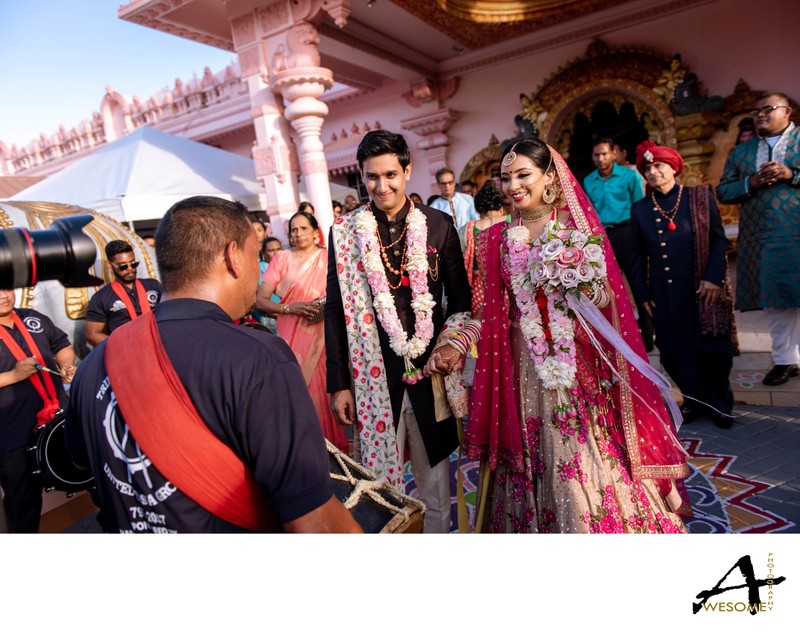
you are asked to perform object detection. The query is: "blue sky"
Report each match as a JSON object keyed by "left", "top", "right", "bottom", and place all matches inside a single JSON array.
[{"left": 0, "top": 0, "right": 236, "bottom": 148}]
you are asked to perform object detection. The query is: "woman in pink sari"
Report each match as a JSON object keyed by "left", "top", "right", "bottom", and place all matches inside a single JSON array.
[
  {"left": 256, "top": 211, "right": 348, "bottom": 451},
  {"left": 465, "top": 137, "right": 691, "bottom": 533}
]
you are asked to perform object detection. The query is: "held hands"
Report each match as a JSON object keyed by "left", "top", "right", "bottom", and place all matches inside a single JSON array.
[
  {"left": 750, "top": 162, "right": 792, "bottom": 189},
  {"left": 423, "top": 345, "right": 465, "bottom": 377},
  {"left": 696, "top": 280, "right": 723, "bottom": 307}
]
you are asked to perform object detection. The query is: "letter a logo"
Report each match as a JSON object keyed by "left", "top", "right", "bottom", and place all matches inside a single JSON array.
[{"left": 693, "top": 555, "right": 786, "bottom": 615}]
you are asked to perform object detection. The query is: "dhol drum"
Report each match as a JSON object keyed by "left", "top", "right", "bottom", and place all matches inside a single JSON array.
[
  {"left": 327, "top": 440, "right": 425, "bottom": 533},
  {"left": 30, "top": 410, "right": 94, "bottom": 495}
]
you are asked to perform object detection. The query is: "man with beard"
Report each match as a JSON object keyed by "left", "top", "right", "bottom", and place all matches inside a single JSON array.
[{"left": 85, "top": 240, "right": 163, "bottom": 346}]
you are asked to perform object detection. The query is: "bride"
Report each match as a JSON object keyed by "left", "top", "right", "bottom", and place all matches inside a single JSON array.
[{"left": 465, "top": 137, "right": 691, "bottom": 533}]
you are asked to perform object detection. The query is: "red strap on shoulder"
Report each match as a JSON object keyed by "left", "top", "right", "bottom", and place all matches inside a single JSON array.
[
  {"left": 0, "top": 313, "right": 61, "bottom": 426},
  {"left": 104, "top": 311, "right": 277, "bottom": 531},
  {"left": 110, "top": 280, "right": 151, "bottom": 322}
]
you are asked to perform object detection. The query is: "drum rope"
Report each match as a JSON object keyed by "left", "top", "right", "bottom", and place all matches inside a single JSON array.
[{"left": 329, "top": 451, "right": 416, "bottom": 516}]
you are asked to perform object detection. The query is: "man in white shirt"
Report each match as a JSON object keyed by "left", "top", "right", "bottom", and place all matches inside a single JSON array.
[{"left": 429, "top": 167, "right": 479, "bottom": 229}]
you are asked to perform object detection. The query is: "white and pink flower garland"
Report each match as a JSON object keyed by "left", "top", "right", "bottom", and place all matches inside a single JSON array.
[
  {"left": 355, "top": 201, "right": 436, "bottom": 383},
  {"left": 507, "top": 219, "right": 606, "bottom": 390}
]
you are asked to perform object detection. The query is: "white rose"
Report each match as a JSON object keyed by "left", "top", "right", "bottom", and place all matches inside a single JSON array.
[
  {"left": 575, "top": 261, "right": 595, "bottom": 283},
  {"left": 560, "top": 268, "right": 581, "bottom": 288},
  {"left": 583, "top": 244, "right": 604, "bottom": 263},
  {"left": 570, "top": 231, "right": 589, "bottom": 248},
  {"left": 531, "top": 262, "right": 549, "bottom": 285},
  {"left": 546, "top": 262, "right": 560, "bottom": 279},
  {"left": 541, "top": 239, "right": 565, "bottom": 261}
]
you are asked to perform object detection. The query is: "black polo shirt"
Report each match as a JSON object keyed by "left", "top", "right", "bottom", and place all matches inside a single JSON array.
[
  {"left": 85, "top": 278, "right": 163, "bottom": 334},
  {"left": 65, "top": 298, "right": 333, "bottom": 533},
  {"left": 1, "top": 309, "right": 70, "bottom": 453}
]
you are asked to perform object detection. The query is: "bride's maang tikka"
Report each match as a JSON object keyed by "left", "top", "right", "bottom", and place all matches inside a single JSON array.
[{"left": 502, "top": 144, "right": 518, "bottom": 167}]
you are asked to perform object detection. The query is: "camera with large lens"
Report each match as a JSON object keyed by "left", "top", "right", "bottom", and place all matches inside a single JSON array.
[{"left": 0, "top": 216, "right": 102, "bottom": 289}]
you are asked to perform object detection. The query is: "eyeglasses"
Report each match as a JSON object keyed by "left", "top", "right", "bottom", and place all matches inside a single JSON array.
[
  {"left": 112, "top": 261, "right": 140, "bottom": 271},
  {"left": 750, "top": 105, "right": 790, "bottom": 117},
  {"left": 438, "top": 180, "right": 455, "bottom": 186}
]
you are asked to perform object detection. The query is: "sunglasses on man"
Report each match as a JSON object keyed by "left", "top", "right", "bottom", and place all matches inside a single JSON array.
[{"left": 111, "top": 261, "right": 140, "bottom": 271}]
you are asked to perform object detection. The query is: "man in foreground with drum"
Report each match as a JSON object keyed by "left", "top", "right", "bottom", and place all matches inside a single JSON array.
[
  {"left": 0, "top": 288, "right": 76, "bottom": 532},
  {"left": 65, "top": 196, "right": 361, "bottom": 533}
]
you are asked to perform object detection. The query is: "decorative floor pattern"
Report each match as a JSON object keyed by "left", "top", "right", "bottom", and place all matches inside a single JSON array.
[{"left": 404, "top": 439, "right": 796, "bottom": 534}]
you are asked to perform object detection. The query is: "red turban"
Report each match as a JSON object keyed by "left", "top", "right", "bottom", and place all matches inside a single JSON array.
[{"left": 635, "top": 140, "right": 684, "bottom": 176}]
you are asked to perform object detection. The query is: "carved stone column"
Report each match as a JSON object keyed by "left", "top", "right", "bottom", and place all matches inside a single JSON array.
[
  {"left": 401, "top": 109, "right": 460, "bottom": 196},
  {"left": 229, "top": 2, "right": 350, "bottom": 243},
  {"left": 276, "top": 73, "right": 334, "bottom": 235},
  {"left": 231, "top": 10, "right": 299, "bottom": 242}
]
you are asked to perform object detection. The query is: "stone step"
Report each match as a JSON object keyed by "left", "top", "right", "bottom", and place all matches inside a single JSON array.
[{"left": 648, "top": 351, "right": 800, "bottom": 407}]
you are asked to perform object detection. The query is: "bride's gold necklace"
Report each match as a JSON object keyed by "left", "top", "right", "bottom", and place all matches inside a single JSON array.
[{"left": 520, "top": 204, "right": 553, "bottom": 223}]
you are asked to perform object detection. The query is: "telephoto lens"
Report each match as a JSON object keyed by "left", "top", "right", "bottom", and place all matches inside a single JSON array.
[{"left": 0, "top": 215, "right": 102, "bottom": 289}]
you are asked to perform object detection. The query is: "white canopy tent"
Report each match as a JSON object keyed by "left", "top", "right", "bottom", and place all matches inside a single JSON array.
[{"left": 10, "top": 127, "right": 265, "bottom": 223}]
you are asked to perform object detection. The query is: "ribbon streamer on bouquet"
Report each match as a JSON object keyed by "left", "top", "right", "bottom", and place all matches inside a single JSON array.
[{"left": 566, "top": 292, "right": 690, "bottom": 455}]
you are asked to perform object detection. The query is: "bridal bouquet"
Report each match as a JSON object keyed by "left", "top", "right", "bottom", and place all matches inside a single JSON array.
[
  {"left": 507, "top": 219, "right": 607, "bottom": 390},
  {"left": 530, "top": 221, "right": 606, "bottom": 295}
]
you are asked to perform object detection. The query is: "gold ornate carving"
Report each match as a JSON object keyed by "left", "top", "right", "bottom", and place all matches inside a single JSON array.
[
  {"left": 392, "top": 0, "right": 630, "bottom": 48},
  {"left": 459, "top": 135, "right": 502, "bottom": 184},
  {"left": 65, "top": 288, "right": 89, "bottom": 320},
  {"left": 517, "top": 42, "right": 680, "bottom": 149},
  {"left": 652, "top": 55, "right": 686, "bottom": 101}
]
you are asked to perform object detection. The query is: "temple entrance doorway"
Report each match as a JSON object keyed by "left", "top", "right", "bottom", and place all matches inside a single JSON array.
[{"left": 563, "top": 99, "right": 650, "bottom": 184}]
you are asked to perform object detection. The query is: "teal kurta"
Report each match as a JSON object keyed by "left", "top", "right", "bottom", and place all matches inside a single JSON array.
[{"left": 717, "top": 123, "right": 800, "bottom": 311}]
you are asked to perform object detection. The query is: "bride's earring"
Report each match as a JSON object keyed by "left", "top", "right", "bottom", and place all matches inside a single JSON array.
[{"left": 542, "top": 182, "right": 557, "bottom": 205}]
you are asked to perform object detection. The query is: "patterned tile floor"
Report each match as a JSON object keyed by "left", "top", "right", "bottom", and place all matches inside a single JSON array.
[{"left": 403, "top": 406, "right": 799, "bottom": 534}]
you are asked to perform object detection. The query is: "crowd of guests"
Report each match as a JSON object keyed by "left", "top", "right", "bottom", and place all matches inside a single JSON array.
[{"left": 2, "top": 91, "right": 796, "bottom": 534}]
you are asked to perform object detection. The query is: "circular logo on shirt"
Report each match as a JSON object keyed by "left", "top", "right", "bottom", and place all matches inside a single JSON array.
[
  {"left": 103, "top": 392, "right": 154, "bottom": 488},
  {"left": 23, "top": 316, "right": 43, "bottom": 333},
  {"left": 146, "top": 291, "right": 159, "bottom": 307}
]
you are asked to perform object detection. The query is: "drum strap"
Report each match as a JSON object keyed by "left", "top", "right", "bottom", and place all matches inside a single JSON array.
[
  {"left": 0, "top": 312, "right": 61, "bottom": 427},
  {"left": 110, "top": 280, "right": 151, "bottom": 321},
  {"left": 104, "top": 310, "right": 277, "bottom": 532}
]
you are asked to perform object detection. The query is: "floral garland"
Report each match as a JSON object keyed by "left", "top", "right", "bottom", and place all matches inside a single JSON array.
[
  {"left": 507, "top": 219, "right": 605, "bottom": 390},
  {"left": 355, "top": 200, "right": 435, "bottom": 383}
]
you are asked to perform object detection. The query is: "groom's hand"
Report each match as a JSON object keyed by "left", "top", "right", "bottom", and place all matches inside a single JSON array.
[{"left": 330, "top": 389, "right": 356, "bottom": 425}]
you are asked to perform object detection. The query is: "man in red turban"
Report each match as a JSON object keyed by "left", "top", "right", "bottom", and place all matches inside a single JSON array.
[{"left": 635, "top": 140, "right": 685, "bottom": 181}]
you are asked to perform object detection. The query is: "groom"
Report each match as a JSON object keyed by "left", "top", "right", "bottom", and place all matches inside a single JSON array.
[{"left": 325, "top": 130, "right": 473, "bottom": 533}]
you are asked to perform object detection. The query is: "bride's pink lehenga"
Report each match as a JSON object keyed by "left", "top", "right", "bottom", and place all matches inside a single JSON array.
[{"left": 465, "top": 148, "right": 691, "bottom": 534}]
